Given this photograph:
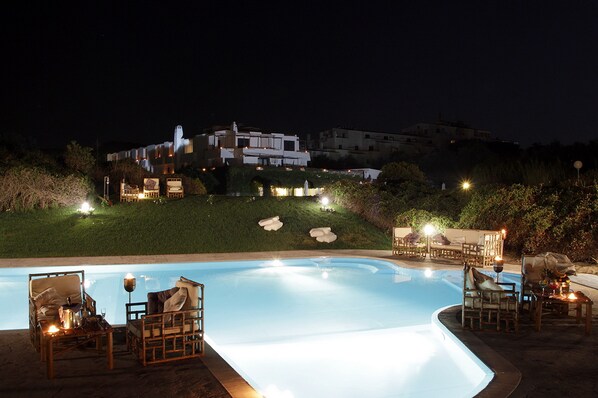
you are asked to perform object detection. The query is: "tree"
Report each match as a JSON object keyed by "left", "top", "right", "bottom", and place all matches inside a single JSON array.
[
  {"left": 378, "top": 161, "right": 427, "bottom": 184},
  {"left": 64, "top": 141, "right": 95, "bottom": 175}
]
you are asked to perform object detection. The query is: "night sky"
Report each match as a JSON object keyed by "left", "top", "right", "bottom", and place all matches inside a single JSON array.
[{"left": 2, "top": 0, "right": 597, "bottom": 150}]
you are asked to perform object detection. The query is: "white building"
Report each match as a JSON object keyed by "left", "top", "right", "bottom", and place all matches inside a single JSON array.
[{"left": 107, "top": 122, "right": 311, "bottom": 173}]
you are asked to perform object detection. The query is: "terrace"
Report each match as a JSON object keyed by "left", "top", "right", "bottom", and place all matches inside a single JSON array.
[{"left": 1, "top": 250, "right": 596, "bottom": 398}]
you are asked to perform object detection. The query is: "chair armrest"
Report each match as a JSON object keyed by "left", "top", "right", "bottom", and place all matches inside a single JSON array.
[
  {"left": 497, "top": 282, "right": 516, "bottom": 292},
  {"left": 395, "top": 237, "right": 424, "bottom": 246},
  {"left": 84, "top": 292, "right": 96, "bottom": 316},
  {"left": 126, "top": 302, "right": 148, "bottom": 321},
  {"left": 462, "top": 243, "right": 481, "bottom": 253}
]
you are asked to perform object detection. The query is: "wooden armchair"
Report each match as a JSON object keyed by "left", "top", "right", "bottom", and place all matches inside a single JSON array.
[
  {"left": 143, "top": 178, "right": 160, "bottom": 198},
  {"left": 462, "top": 232, "right": 504, "bottom": 268},
  {"left": 126, "top": 276, "right": 204, "bottom": 366},
  {"left": 392, "top": 227, "right": 427, "bottom": 258},
  {"left": 120, "top": 181, "right": 140, "bottom": 202},
  {"left": 520, "top": 253, "right": 576, "bottom": 312},
  {"left": 462, "top": 264, "right": 519, "bottom": 332},
  {"left": 166, "top": 178, "right": 184, "bottom": 198},
  {"left": 29, "top": 270, "right": 96, "bottom": 351}
]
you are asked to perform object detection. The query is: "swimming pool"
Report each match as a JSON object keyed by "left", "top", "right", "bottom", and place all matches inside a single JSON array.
[{"left": 1, "top": 257, "right": 496, "bottom": 397}]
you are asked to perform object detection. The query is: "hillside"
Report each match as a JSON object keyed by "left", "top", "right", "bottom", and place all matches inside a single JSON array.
[{"left": 0, "top": 196, "right": 391, "bottom": 258}]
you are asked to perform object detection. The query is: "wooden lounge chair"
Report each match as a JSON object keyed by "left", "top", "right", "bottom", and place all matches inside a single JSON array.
[
  {"left": 143, "top": 178, "right": 160, "bottom": 198},
  {"left": 29, "top": 270, "right": 96, "bottom": 351},
  {"left": 125, "top": 276, "right": 204, "bottom": 365},
  {"left": 462, "top": 264, "right": 519, "bottom": 332},
  {"left": 166, "top": 178, "right": 184, "bottom": 198}
]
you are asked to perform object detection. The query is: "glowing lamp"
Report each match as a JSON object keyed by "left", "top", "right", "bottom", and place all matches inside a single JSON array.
[
  {"left": 461, "top": 181, "right": 471, "bottom": 190},
  {"left": 124, "top": 273, "right": 136, "bottom": 304},
  {"left": 423, "top": 224, "right": 435, "bottom": 236},
  {"left": 77, "top": 201, "right": 95, "bottom": 217},
  {"left": 321, "top": 197, "right": 330, "bottom": 206},
  {"left": 501, "top": 228, "right": 507, "bottom": 239},
  {"left": 493, "top": 256, "right": 504, "bottom": 282}
]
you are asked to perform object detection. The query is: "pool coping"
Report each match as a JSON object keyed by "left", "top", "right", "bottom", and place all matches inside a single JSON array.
[{"left": 1, "top": 250, "right": 523, "bottom": 398}]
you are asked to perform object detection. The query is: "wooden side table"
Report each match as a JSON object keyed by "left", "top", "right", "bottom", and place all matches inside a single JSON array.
[
  {"left": 532, "top": 291, "right": 593, "bottom": 335},
  {"left": 39, "top": 318, "right": 114, "bottom": 379}
]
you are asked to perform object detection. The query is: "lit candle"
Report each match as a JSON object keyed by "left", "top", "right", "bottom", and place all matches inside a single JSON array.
[
  {"left": 47, "top": 325, "right": 59, "bottom": 334},
  {"left": 567, "top": 292, "right": 576, "bottom": 300}
]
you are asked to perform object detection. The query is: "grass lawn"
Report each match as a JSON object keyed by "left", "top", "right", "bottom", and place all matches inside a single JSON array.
[{"left": 0, "top": 196, "right": 391, "bottom": 258}]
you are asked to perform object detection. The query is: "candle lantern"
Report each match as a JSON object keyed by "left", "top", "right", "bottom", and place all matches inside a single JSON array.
[
  {"left": 124, "top": 273, "right": 136, "bottom": 304},
  {"left": 493, "top": 256, "right": 504, "bottom": 282}
]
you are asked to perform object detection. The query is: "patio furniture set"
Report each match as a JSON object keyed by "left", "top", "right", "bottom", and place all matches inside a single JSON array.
[
  {"left": 393, "top": 226, "right": 504, "bottom": 267},
  {"left": 29, "top": 270, "right": 204, "bottom": 378},
  {"left": 461, "top": 252, "right": 592, "bottom": 335},
  {"left": 120, "top": 177, "right": 184, "bottom": 202}
]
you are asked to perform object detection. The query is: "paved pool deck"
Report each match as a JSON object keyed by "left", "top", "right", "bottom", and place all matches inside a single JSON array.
[{"left": 1, "top": 250, "right": 596, "bottom": 398}]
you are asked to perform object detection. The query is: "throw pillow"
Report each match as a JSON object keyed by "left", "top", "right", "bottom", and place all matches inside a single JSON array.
[
  {"left": 147, "top": 287, "right": 180, "bottom": 314},
  {"left": 478, "top": 279, "right": 504, "bottom": 291},
  {"left": 33, "top": 287, "right": 64, "bottom": 317},
  {"left": 432, "top": 233, "right": 450, "bottom": 245},
  {"left": 465, "top": 268, "right": 479, "bottom": 298},
  {"left": 163, "top": 287, "right": 188, "bottom": 313},
  {"left": 404, "top": 232, "right": 420, "bottom": 245},
  {"left": 33, "top": 287, "right": 63, "bottom": 307},
  {"left": 478, "top": 279, "right": 504, "bottom": 300},
  {"left": 471, "top": 267, "right": 493, "bottom": 284}
]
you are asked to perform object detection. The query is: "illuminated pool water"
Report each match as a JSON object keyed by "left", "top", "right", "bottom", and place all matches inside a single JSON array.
[{"left": 0, "top": 257, "right": 498, "bottom": 398}]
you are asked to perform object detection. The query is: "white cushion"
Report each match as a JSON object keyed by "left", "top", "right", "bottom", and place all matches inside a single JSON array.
[
  {"left": 264, "top": 220, "right": 283, "bottom": 231},
  {"left": 465, "top": 269, "right": 479, "bottom": 298},
  {"left": 258, "top": 216, "right": 279, "bottom": 227},
  {"left": 310, "top": 227, "right": 331, "bottom": 237},
  {"left": 30, "top": 275, "right": 82, "bottom": 306},
  {"left": 316, "top": 232, "right": 337, "bottom": 243},
  {"left": 163, "top": 287, "right": 188, "bottom": 312},
  {"left": 478, "top": 279, "right": 503, "bottom": 291},
  {"left": 175, "top": 278, "right": 200, "bottom": 311}
]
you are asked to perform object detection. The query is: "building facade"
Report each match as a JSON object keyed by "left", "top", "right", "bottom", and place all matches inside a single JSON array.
[
  {"left": 107, "top": 122, "right": 311, "bottom": 173},
  {"left": 307, "top": 120, "right": 493, "bottom": 167}
]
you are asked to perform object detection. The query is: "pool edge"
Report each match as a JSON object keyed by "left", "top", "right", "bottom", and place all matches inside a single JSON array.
[{"left": 435, "top": 305, "right": 522, "bottom": 397}]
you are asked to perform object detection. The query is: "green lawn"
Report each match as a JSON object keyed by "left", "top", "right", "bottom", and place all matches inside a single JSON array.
[{"left": 0, "top": 196, "right": 391, "bottom": 258}]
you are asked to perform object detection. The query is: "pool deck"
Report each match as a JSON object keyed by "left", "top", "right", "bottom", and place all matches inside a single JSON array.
[{"left": 1, "top": 250, "right": 597, "bottom": 398}]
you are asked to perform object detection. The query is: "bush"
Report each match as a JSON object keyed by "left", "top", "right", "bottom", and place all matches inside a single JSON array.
[
  {"left": 0, "top": 166, "right": 91, "bottom": 211},
  {"left": 458, "top": 183, "right": 598, "bottom": 262},
  {"left": 394, "top": 209, "right": 454, "bottom": 233},
  {"left": 108, "top": 159, "right": 149, "bottom": 188},
  {"left": 182, "top": 176, "right": 207, "bottom": 195}
]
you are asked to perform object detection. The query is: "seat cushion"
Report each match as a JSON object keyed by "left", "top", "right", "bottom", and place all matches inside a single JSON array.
[{"left": 128, "top": 318, "right": 200, "bottom": 339}]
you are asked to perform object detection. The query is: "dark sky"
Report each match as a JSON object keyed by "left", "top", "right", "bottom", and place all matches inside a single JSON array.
[{"left": 2, "top": 0, "right": 598, "bottom": 149}]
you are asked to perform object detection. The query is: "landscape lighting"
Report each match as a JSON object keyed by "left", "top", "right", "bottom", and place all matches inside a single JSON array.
[{"left": 77, "top": 201, "right": 95, "bottom": 217}]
